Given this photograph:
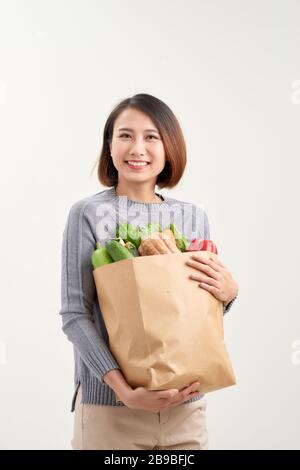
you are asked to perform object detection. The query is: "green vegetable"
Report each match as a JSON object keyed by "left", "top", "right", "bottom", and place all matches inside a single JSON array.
[
  {"left": 116, "top": 223, "right": 142, "bottom": 249},
  {"left": 147, "top": 221, "right": 162, "bottom": 235},
  {"left": 106, "top": 240, "right": 134, "bottom": 262},
  {"left": 91, "top": 242, "right": 113, "bottom": 268},
  {"left": 140, "top": 222, "right": 162, "bottom": 240},
  {"left": 116, "top": 222, "right": 129, "bottom": 241},
  {"left": 127, "top": 223, "right": 142, "bottom": 248},
  {"left": 124, "top": 241, "right": 139, "bottom": 257},
  {"left": 110, "top": 236, "right": 126, "bottom": 246},
  {"left": 169, "top": 223, "right": 188, "bottom": 252}
]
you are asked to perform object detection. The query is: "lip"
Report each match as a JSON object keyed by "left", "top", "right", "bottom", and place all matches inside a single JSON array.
[
  {"left": 125, "top": 160, "right": 150, "bottom": 163},
  {"left": 125, "top": 161, "right": 150, "bottom": 171}
]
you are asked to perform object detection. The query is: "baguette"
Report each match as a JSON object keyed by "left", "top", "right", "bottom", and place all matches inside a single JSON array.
[
  {"left": 138, "top": 236, "right": 172, "bottom": 255},
  {"left": 138, "top": 238, "right": 161, "bottom": 255},
  {"left": 158, "top": 229, "right": 180, "bottom": 253}
]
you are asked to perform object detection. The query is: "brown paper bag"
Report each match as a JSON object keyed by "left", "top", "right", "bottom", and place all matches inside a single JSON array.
[{"left": 93, "top": 250, "right": 236, "bottom": 395}]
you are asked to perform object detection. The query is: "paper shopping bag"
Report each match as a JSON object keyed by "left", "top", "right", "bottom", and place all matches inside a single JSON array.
[{"left": 93, "top": 250, "right": 236, "bottom": 394}]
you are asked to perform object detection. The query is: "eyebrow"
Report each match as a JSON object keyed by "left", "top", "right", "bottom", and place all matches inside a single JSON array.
[{"left": 117, "top": 127, "right": 160, "bottom": 134}]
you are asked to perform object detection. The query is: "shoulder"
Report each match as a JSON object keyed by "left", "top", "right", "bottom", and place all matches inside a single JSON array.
[
  {"left": 166, "top": 196, "right": 209, "bottom": 239},
  {"left": 62, "top": 189, "right": 115, "bottom": 236},
  {"left": 167, "top": 196, "right": 208, "bottom": 219},
  {"left": 66, "top": 188, "right": 113, "bottom": 219}
]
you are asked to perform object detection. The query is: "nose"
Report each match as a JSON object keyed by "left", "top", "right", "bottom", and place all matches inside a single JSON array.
[{"left": 130, "top": 136, "right": 147, "bottom": 155}]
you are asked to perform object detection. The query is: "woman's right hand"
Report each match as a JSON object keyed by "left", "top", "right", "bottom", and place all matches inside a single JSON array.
[{"left": 122, "top": 381, "right": 201, "bottom": 412}]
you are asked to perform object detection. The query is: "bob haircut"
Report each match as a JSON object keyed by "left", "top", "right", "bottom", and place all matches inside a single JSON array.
[{"left": 96, "top": 93, "right": 187, "bottom": 189}]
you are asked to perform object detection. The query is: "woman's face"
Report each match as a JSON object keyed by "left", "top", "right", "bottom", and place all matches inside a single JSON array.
[{"left": 109, "top": 107, "right": 166, "bottom": 186}]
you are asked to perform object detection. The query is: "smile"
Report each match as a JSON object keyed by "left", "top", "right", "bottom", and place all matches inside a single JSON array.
[{"left": 125, "top": 161, "right": 150, "bottom": 169}]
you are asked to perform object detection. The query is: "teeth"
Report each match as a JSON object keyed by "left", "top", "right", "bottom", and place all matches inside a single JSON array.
[{"left": 127, "top": 161, "right": 148, "bottom": 166}]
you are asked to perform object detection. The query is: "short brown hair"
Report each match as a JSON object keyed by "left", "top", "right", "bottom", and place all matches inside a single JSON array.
[{"left": 94, "top": 93, "right": 187, "bottom": 189}]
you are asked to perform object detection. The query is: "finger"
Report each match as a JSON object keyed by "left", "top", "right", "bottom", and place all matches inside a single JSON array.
[
  {"left": 190, "top": 254, "right": 226, "bottom": 271},
  {"left": 189, "top": 273, "right": 220, "bottom": 288},
  {"left": 157, "top": 389, "right": 179, "bottom": 400},
  {"left": 169, "top": 391, "right": 201, "bottom": 408},
  {"left": 158, "top": 234, "right": 175, "bottom": 252},
  {"left": 177, "top": 382, "right": 199, "bottom": 402},
  {"left": 160, "top": 382, "right": 199, "bottom": 406},
  {"left": 188, "top": 381, "right": 200, "bottom": 389},
  {"left": 179, "top": 381, "right": 199, "bottom": 392},
  {"left": 186, "top": 259, "right": 222, "bottom": 281},
  {"left": 158, "top": 231, "right": 180, "bottom": 253},
  {"left": 152, "top": 238, "right": 171, "bottom": 254},
  {"left": 190, "top": 381, "right": 200, "bottom": 389},
  {"left": 159, "top": 235, "right": 179, "bottom": 253},
  {"left": 198, "top": 282, "right": 222, "bottom": 296},
  {"left": 184, "top": 382, "right": 200, "bottom": 397}
]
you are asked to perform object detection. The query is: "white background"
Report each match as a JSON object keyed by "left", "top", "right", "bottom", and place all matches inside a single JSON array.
[{"left": 0, "top": 0, "right": 299, "bottom": 449}]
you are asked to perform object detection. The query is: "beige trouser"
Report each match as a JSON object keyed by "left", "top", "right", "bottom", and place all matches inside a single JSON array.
[{"left": 71, "top": 385, "right": 208, "bottom": 450}]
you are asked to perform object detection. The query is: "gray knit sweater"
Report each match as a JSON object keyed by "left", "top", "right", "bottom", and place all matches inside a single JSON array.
[{"left": 59, "top": 186, "right": 236, "bottom": 411}]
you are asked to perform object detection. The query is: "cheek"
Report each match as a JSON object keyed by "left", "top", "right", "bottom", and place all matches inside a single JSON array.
[
  {"left": 114, "top": 142, "right": 128, "bottom": 153},
  {"left": 158, "top": 157, "right": 166, "bottom": 171},
  {"left": 111, "top": 144, "right": 128, "bottom": 166},
  {"left": 150, "top": 160, "right": 165, "bottom": 173},
  {"left": 152, "top": 149, "right": 166, "bottom": 169}
]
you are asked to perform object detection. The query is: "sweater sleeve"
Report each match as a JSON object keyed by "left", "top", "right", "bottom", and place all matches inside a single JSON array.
[
  {"left": 59, "top": 200, "right": 120, "bottom": 383},
  {"left": 203, "top": 209, "right": 236, "bottom": 316}
]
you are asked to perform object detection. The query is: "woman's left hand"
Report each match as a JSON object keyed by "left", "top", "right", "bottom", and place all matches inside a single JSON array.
[{"left": 185, "top": 254, "right": 239, "bottom": 306}]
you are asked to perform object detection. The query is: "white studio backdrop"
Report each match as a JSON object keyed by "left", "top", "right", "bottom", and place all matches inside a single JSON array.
[{"left": 0, "top": 0, "right": 299, "bottom": 450}]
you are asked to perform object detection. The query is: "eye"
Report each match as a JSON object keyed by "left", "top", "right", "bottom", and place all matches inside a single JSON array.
[{"left": 118, "top": 133, "right": 158, "bottom": 139}]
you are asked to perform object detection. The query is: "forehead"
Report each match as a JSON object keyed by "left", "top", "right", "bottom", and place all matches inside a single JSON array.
[{"left": 114, "top": 108, "right": 158, "bottom": 132}]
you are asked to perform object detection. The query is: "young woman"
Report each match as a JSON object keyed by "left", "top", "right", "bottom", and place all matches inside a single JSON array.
[{"left": 59, "top": 93, "right": 238, "bottom": 450}]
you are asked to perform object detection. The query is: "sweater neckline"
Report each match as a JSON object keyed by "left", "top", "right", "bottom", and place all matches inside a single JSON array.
[{"left": 108, "top": 185, "right": 172, "bottom": 213}]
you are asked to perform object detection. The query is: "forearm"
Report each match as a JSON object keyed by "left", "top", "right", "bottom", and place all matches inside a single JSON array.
[
  {"left": 103, "top": 368, "right": 133, "bottom": 401},
  {"left": 61, "top": 311, "right": 120, "bottom": 382},
  {"left": 59, "top": 201, "right": 121, "bottom": 382}
]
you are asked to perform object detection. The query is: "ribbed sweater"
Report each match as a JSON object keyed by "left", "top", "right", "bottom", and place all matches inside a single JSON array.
[{"left": 59, "top": 185, "right": 236, "bottom": 411}]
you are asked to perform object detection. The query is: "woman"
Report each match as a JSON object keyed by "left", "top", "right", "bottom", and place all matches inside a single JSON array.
[{"left": 59, "top": 93, "right": 238, "bottom": 450}]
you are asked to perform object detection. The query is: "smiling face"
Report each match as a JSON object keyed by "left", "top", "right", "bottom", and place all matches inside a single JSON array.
[{"left": 109, "top": 107, "right": 166, "bottom": 187}]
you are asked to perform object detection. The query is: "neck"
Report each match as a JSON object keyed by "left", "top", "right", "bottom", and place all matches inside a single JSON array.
[{"left": 114, "top": 181, "right": 161, "bottom": 203}]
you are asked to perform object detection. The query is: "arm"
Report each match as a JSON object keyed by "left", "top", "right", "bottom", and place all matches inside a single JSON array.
[
  {"left": 102, "top": 369, "right": 200, "bottom": 411},
  {"left": 102, "top": 369, "right": 133, "bottom": 403},
  {"left": 59, "top": 200, "right": 120, "bottom": 383},
  {"left": 203, "top": 210, "right": 237, "bottom": 315}
]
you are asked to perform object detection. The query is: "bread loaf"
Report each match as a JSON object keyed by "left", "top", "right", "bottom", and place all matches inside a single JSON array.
[
  {"left": 158, "top": 229, "right": 180, "bottom": 253},
  {"left": 138, "top": 229, "right": 180, "bottom": 256}
]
